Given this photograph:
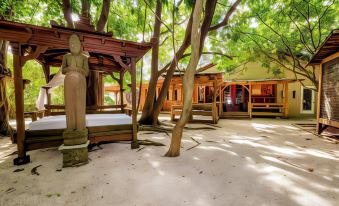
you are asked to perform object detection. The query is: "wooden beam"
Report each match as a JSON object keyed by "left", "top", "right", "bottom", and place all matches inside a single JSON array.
[
  {"left": 319, "top": 118, "right": 339, "bottom": 128},
  {"left": 130, "top": 57, "right": 139, "bottom": 149},
  {"left": 12, "top": 49, "right": 30, "bottom": 165}
]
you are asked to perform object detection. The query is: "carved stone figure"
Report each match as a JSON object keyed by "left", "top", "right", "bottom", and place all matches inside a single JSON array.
[{"left": 59, "top": 34, "right": 89, "bottom": 167}]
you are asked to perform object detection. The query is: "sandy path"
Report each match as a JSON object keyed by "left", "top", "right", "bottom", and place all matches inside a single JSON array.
[{"left": 0, "top": 118, "right": 338, "bottom": 206}]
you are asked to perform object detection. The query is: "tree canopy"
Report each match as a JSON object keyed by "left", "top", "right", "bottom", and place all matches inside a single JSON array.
[{"left": 0, "top": 0, "right": 338, "bottom": 132}]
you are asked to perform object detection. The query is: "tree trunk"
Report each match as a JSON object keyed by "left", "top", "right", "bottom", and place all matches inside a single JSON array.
[
  {"left": 139, "top": 0, "right": 163, "bottom": 125},
  {"left": 165, "top": 0, "right": 204, "bottom": 157},
  {"left": 96, "top": 0, "right": 111, "bottom": 32},
  {"left": 151, "top": 0, "right": 217, "bottom": 125},
  {"left": 62, "top": 0, "right": 74, "bottom": 28},
  {"left": 0, "top": 40, "right": 12, "bottom": 136},
  {"left": 81, "top": 0, "right": 91, "bottom": 17}
]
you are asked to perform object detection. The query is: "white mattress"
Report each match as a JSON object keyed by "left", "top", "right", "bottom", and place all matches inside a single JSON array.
[{"left": 28, "top": 114, "right": 132, "bottom": 131}]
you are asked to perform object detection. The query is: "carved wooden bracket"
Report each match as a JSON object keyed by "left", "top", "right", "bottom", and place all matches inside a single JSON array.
[
  {"left": 21, "top": 46, "right": 48, "bottom": 65},
  {"left": 113, "top": 55, "right": 131, "bottom": 73}
]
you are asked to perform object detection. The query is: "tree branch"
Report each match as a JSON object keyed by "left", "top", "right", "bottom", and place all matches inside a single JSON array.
[
  {"left": 208, "top": 0, "right": 241, "bottom": 31},
  {"left": 96, "top": 0, "right": 111, "bottom": 32}
]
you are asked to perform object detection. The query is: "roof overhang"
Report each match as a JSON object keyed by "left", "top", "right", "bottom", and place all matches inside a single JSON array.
[
  {"left": 0, "top": 20, "right": 152, "bottom": 72},
  {"left": 308, "top": 29, "right": 339, "bottom": 65},
  {"left": 223, "top": 78, "right": 300, "bottom": 85}
]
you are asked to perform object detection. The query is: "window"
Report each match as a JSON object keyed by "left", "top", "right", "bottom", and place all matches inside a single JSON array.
[
  {"left": 174, "top": 89, "right": 178, "bottom": 101},
  {"left": 300, "top": 86, "right": 315, "bottom": 114}
]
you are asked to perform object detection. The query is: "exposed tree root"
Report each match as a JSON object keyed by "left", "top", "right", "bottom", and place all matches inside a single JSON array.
[
  {"left": 91, "top": 139, "right": 165, "bottom": 147},
  {"left": 186, "top": 137, "right": 201, "bottom": 151},
  {"left": 139, "top": 139, "right": 166, "bottom": 146},
  {"left": 31, "top": 165, "right": 42, "bottom": 176},
  {"left": 205, "top": 140, "right": 222, "bottom": 143},
  {"left": 137, "top": 147, "right": 146, "bottom": 152},
  {"left": 183, "top": 126, "right": 216, "bottom": 130}
]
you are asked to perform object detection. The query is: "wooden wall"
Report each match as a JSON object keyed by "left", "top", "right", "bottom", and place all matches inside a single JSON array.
[{"left": 320, "top": 56, "right": 339, "bottom": 122}]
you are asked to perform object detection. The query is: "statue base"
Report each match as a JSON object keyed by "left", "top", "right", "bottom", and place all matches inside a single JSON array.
[
  {"left": 59, "top": 141, "right": 89, "bottom": 167},
  {"left": 13, "top": 155, "right": 30, "bottom": 165},
  {"left": 63, "top": 129, "right": 88, "bottom": 146}
]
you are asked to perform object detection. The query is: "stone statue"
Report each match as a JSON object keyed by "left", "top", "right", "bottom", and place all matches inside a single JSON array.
[{"left": 61, "top": 34, "right": 89, "bottom": 146}]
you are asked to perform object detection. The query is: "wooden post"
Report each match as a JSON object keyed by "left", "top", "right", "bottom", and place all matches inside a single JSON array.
[
  {"left": 316, "top": 63, "right": 323, "bottom": 134},
  {"left": 284, "top": 82, "right": 289, "bottom": 118},
  {"left": 12, "top": 46, "right": 30, "bottom": 165},
  {"left": 249, "top": 84, "right": 252, "bottom": 118},
  {"left": 97, "top": 72, "right": 104, "bottom": 106},
  {"left": 212, "top": 77, "right": 217, "bottom": 124},
  {"left": 130, "top": 57, "right": 139, "bottom": 149},
  {"left": 219, "top": 85, "right": 222, "bottom": 116},
  {"left": 119, "top": 72, "right": 124, "bottom": 112}
]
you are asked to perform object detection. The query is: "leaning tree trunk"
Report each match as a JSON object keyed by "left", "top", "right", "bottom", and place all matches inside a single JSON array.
[
  {"left": 165, "top": 0, "right": 204, "bottom": 157},
  {"left": 0, "top": 40, "right": 12, "bottom": 136},
  {"left": 151, "top": 0, "right": 218, "bottom": 125},
  {"left": 148, "top": 11, "right": 194, "bottom": 125},
  {"left": 62, "top": 0, "right": 74, "bottom": 28},
  {"left": 139, "top": 0, "right": 163, "bottom": 125}
]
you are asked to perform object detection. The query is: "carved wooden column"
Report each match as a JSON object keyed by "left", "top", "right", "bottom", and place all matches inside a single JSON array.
[
  {"left": 119, "top": 71, "right": 124, "bottom": 112},
  {"left": 12, "top": 43, "right": 30, "bottom": 165},
  {"left": 130, "top": 57, "right": 139, "bottom": 149}
]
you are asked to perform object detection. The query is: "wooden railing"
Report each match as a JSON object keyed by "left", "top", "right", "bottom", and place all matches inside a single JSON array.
[
  {"left": 44, "top": 104, "right": 128, "bottom": 116},
  {"left": 248, "top": 102, "right": 287, "bottom": 118},
  {"left": 171, "top": 103, "right": 219, "bottom": 124}
]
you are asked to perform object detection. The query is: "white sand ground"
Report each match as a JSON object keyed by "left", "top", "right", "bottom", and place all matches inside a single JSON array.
[{"left": 0, "top": 117, "right": 338, "bottom": 206}]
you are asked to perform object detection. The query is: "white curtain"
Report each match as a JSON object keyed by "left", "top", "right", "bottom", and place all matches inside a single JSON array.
[{"left": 35, "top": 69, "right": 65, "bottom": 110}]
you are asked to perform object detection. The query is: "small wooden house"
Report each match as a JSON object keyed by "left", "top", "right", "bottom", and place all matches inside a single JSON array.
[{"left": 308, "top": 29, "right": 339, "bottom": 135}]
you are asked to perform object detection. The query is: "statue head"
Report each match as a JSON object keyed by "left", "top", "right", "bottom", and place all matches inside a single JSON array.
[{"left": 69, "top": 34, "right": 81, "bottom": 54}]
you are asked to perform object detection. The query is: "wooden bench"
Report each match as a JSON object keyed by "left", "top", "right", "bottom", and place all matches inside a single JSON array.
[
  {"left": 171, "top": 103, "right": 219, "bottom": 124},
  {"left": 250, "top": 103, "right": 285, "bottom": 117}
]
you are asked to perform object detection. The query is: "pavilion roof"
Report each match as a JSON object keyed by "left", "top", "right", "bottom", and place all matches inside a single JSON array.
[
  {"left": 308, "top": 29, "right": 339, "bottom": 65},
  {"left": 0, "top": 20, "right": 152, "bottom": 73}
]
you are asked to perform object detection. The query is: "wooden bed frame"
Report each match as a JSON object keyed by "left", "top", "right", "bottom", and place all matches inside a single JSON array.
[
  {"left": 24, "top": 123, "right": 135, "bottom": 151},
  {"left": 18, "top": 105, "right": 135, "bottom": 151}
]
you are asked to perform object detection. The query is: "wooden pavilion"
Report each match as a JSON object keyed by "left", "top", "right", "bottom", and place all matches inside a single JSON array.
[
  {"left": 168, "top": 64, "right": 223, "bottom": 124},
  {"left": 219, "top": 78, "right": 297, "bottom": 118},
  {"left": 308, "top": 29, "right": 339, "bottom": 135},
  {"left": 0, "top": 20, "right": 151, "bottom": 165}
]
